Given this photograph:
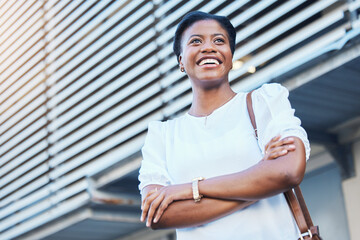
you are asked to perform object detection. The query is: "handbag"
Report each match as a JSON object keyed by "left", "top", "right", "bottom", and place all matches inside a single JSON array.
[{"left": 246, "top": 91, "right": 321, "bottom": 240}]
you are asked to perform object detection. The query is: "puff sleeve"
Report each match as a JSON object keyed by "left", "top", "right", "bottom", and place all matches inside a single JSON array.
[
  {"left": 252, "top": 83, "right": 310, "bottom": 160},
  {"left": 138, "top": 121, "right": 171, "bottom": 193}
]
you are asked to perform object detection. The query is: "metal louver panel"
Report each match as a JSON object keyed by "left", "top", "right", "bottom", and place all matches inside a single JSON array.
[{"left": 0, "top": 1, "right": 359, "bottom": 239}]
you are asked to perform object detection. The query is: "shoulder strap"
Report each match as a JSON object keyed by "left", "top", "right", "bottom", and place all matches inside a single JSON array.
[
  {"left": 246, "top": 91, "right": 320, "bottom": 239},
  {"left": 246, "top": 90, "right": 257, "bottom": 139}
]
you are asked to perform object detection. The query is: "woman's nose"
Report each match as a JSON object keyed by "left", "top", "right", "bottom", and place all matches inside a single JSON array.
[{"left": 201, "top": 42, "right": 216, "bottom": 53}]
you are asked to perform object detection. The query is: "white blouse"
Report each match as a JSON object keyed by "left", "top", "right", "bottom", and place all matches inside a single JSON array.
[{"left": 138, "top": 83, "right": 310, "bottom": 240}]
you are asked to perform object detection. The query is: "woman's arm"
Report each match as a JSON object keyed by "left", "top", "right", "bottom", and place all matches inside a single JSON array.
[
  {"left": 141, "top": 184, "right": 255, "bottom": 229},
  {"left": 141, "top": 136, "right": 297, "bottom": 228},
  {"left": 199, "top": 137, "right": 305, "bottom": 200}
]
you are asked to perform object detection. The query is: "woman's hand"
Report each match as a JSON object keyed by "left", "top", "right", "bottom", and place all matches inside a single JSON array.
[
  {"left": 141, "top": 183, "right": 192, "bottom": 227},
  {"left": 263, "top": 135, "right": 296, "bottom": 161}
]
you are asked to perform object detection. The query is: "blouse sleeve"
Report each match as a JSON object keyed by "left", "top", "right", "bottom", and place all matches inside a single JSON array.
[
  {"left": 138, "top": 121, "right": 171, "bottom": 194},
  {"left": 252, "top": 83, "right": 310, "bottom": 160}
]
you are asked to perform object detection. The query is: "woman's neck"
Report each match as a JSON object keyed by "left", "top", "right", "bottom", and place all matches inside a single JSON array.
[{"left": 188, "top": 85, "right": 236, "bottom": 117}]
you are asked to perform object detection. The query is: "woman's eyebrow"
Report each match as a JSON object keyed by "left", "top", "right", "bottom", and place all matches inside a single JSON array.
[
  {"left": 188, "top": 34, "right": 202, "bottom": 39},
  {"left": 188, "top": 33, "right": 226, "bottom": 39}
]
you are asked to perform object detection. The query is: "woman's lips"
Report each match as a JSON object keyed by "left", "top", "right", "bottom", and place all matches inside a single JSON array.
[
  {"left": 196, "top": 56, "right": 223, "bottom": 66},
  {"left": 198, "top": 58, "right": 220, "bottom": 66}
]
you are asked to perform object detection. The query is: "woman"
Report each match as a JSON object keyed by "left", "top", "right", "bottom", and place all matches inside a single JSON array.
[{"left": 139, "top": 11, "right": 310, "bottom": 239}]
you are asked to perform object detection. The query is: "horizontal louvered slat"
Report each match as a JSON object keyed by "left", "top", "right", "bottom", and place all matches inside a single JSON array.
[
  {"left": 48, "top": 65, "right": 160, "bottom": 146},
  {"left": 0, "top": 1, "right": 16, "bottom": 22},
  {"left": 231, "top": 1, "right": 276, "bottom": 27},
  {"left": 0, "top": 84, "right": 47, "bottom": 144},
  {"left": 233, "top": 27, "right": 347, "bottom": 92},
  {"left": 234, "top": 1, "right": 305, "bottom": 45},
  {"left": 217, "top": 0, "right": 249, "bottom": 15},
  {"left": 49, "top": 92, "right": 163, "bottom": 171},
  {"left": 0, "top": 138, "right": 48, "bottom": 178},
  {"left": 46, "top": 11, "right": 155, "bottom": 113},
  {"left": 45, "top": 1, "right": 106, "bottom": 45},
  {"left": 0, "top": 177, "right": 50, "bottom": 220},
  {"left": 233, "top": 0, "right": 338, "bottom": 60},
  {"left": 0, "top": 1, "right": 43, "bottom": 70},
  {"left": 0, "top": 175, "right": 49, "bottom": 209},
  {"left": 0, "top": 1, "right": 30, "bottom": 39},
  {"left": 0, "top": 179, "right": 88, "bottom": 232},
  {"left": 0, "top": 150, "right": 48, "bottom": 189},
  {"left": 49, "top": 113, "right": 161, "bottom": 181},
  {"left": 47, "top": 25, "right": 156, "bottom": 118},
  {"left": 0, "top": 165, "right": 92, "bottom": 217},
  {"left": 0, "top": 162, "right": 49, "bottom": 201},
  {"left": 46, "top": 2, "right": 151, "bottom": 82},
  {"left": 0, "top": 116, "right": 48, "bottom": 166},
  {"left": 45, "top": 1, "right": 126, "bottom": 63},
  {"left": 0, "top": 28, "right": 45, "bottom": 107},
  {"left": 0, "top": 192, "right": 90, "bottom": 240},
  {"left": 231, "top": 7, "right": 346, "bottom": 81}
]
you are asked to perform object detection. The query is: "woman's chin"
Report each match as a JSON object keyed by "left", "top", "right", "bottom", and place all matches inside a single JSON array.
[{"left": 195, "top": 76, "right": 227, "bottom": 89}]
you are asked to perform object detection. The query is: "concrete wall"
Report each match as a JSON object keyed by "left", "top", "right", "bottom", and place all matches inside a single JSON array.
[
  {"left": 342, "top": 140, "right": 360, "bottom": 240},
  {"left": 301, "top": 164, "right": 350, "bottom": 240}
]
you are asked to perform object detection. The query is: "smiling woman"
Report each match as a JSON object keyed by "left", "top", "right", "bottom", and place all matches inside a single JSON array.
[
  {"left": 178, "top": 19, "right": 233, "bottom": 96},
  {"left": 138, "top": 11, "right": 310, "bottom": 240}
]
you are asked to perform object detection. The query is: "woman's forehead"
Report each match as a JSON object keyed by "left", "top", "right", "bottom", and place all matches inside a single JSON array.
[{"left": 182, "top": 20, "right": 228, "bottom": 39}]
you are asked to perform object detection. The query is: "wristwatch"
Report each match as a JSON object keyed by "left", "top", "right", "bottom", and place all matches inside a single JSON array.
[{"left": 192, "top": 177, "right": 205, "bottom": 203}]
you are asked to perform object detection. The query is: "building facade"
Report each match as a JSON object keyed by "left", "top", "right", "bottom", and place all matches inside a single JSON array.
[{"left": 1, "top": 0, "right": 360, "bottom": 239}]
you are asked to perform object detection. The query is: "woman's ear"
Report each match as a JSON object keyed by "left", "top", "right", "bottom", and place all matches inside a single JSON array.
[{"left": 178, "top": 55, "right": 185, "bottom": 72}]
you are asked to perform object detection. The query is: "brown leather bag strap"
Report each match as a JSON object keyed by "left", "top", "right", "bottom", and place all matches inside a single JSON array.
[
  {"left": 294, "top": 186, "right": 313, "bottom": 227},
  {"left": 284, "top": 190, "right": 309, "bottom": 233},
  {"left": 293, "top": 187, "right": 321, "bottom": 239},
  {"left": 246, "top": 91, "right": 318, "bottom": 238},
  {"left": 246, "top": 90, "right": 258, "bottom": 139}
]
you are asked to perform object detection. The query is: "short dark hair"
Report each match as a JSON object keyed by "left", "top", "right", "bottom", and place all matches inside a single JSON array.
[{"left": 173, "top": 11, "right": 236, "bottom": 62}]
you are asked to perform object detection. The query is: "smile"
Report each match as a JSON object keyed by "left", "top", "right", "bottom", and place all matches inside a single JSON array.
[{"left": 196, "top": 57, "right": 222, "bottom": 66}]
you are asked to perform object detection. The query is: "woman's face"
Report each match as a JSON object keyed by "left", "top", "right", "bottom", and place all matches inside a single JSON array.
[{"left": 179, "top": 19, "right": 233, "bottom": 88}]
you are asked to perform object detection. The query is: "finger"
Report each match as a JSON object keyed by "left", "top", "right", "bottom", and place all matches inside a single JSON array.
[
  {"left": 146, "top": 194, "right": 164, "bottom": 227},
  {"left": 272, "top": 135, "right": 281, "bottom": 141},
  {"left": 141, "top": 188, "right": 158, "bottom": 210},
  {"left": 154, "top": 197, "right": 172, "bottom": 223},
  {"left": 286, "top": 144, "right": 296, "bottom": 151},
  {"left": 275, "top": 144, "right": 296, "bottom": 153},
  {"left": 267, "top": 136, "right": 283, "bottom": 150},
  {"left": 269, "top": 149, "right": 288, "bottom": 159},
  {"left": 268, "top": 144, "right": 297, "bottom": 159},
  {"left": 141, "top": 191, "right": 159, "bottom": 222},
  {"left": 279, "top": 137, "right": 295, "bottom": 146},
  {"left": 265, "top": 135, "right": 281, "bottom": 152},
  {"left": 268, "top": 136, "right": 294, "bottom": 150}
]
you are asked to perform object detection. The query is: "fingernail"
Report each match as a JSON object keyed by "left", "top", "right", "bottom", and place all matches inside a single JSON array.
[
  {"left": 288, "top": 137, "right": 294, "bottom": 141},
  {"left": 154, "top": 218, "right": 158, "bottom": 223},
  {"left": 282, "top": 150, "right": 287, "bottom": 153},
  {"left": 146, "top": 222, "right": 150, "bottom": 227}
]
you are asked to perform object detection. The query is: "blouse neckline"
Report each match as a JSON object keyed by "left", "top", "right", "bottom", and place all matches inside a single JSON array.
[{"left": 185, "top": 92, "right": 242, "bottom": 120}]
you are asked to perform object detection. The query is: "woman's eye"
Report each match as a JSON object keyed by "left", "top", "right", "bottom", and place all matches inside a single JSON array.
[
  {"left": 215, "top": 38, "right": 225, "bottom": 43},
  {"left": 190, "top": 39, "right": 201, "bottom": 44}
]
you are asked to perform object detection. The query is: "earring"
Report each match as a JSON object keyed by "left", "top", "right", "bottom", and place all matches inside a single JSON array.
[{"left": 180, "top": 67, "right": 185, "bottom": 72}]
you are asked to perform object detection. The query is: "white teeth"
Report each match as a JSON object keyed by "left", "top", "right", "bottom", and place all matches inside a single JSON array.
[{"left": 199, "top": 58, "right": 220, "bottom": 66}]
